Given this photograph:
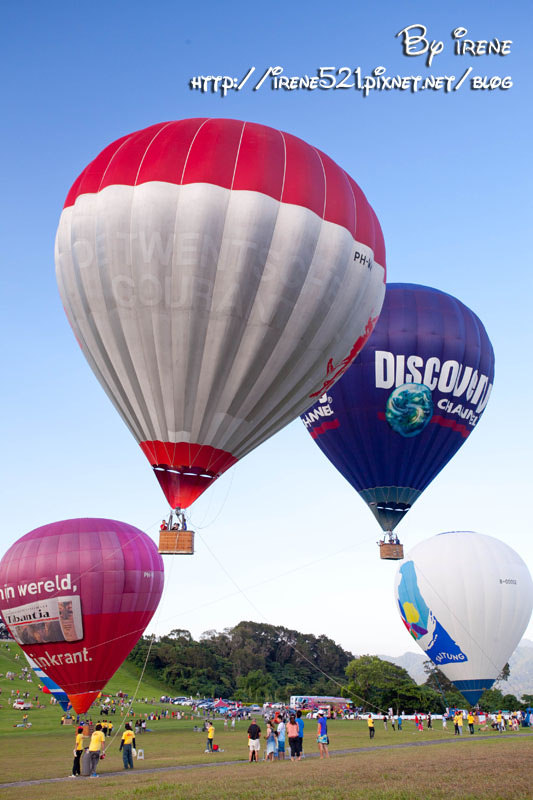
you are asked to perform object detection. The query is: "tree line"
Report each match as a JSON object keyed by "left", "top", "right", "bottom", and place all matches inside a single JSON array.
[{"left": 127, "top": 621, "right": 527, "bottom": 712}]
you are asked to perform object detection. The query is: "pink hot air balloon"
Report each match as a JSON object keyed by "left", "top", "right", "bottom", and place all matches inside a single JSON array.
[{"left": 0, "top": 519, "right": 164, "bottom": 713}]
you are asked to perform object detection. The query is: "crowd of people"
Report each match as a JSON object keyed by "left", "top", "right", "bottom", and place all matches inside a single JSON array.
[
  {"left": 243, "top": 708, "right": 329, "bottom": 762},
  {"left": 198, "top": 707, "right": 331, "bottom": 762},
  {"left": 243, "top": 711, "right": 329, "bottom": 761},
  {"left": 363, "top": 708, "right": 533, "bottom": 738},
  {"left": 70, "top": 721, "right": 137, "bottom": 777}
]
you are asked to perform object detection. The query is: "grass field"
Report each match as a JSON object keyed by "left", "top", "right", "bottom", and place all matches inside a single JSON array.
[{"left": 1, "top": 643, "right": 532, "bottom": 800}]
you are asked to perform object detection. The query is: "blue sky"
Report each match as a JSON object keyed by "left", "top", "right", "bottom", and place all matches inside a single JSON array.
[{"left": 1, "top": 1, "right": 531, "bottom": 686}]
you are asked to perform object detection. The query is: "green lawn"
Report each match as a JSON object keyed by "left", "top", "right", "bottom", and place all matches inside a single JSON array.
[{"left": 1, "top": 642, "right": 532, "bottom": 800}]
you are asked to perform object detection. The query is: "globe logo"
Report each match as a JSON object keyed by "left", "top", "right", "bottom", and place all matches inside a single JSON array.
[{"left": 385, "top": 383, "right": 433, "bottom": 437}]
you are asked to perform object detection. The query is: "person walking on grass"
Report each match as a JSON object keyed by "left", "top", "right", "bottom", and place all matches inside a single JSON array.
[
  {"left": 88, "top": 723, "right": 105, "bottom": 778},
  {"left": 368, "top": 714, "right": 375, "bottom": 739},
  {"left": 119, "top": 722, "right": 136, "bottom": 769},
  {"left": 316, "top": 711, "right": 329, "bottom": 758},
  {"left": 247, "top": 718, "right": 261, "bottom": 762}
]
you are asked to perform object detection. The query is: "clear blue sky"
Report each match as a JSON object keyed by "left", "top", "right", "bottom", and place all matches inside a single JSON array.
[{"left": 1, "top": 1, "right": 531, "bottom": 688}]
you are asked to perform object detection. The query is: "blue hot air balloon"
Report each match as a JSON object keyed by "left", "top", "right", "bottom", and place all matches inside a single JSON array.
[{"left": 301, "top": 283, "right": 495, "bottom": 556}]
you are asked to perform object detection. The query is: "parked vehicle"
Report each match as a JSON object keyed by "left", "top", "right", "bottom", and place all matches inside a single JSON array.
[{"left": 13, "top": 700, "right": 32, "bottom": 710}]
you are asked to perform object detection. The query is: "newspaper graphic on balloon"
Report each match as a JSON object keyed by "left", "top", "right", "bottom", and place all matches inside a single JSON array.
[{"left": 3, "top": 596, "right": 83, "bottom": 645}]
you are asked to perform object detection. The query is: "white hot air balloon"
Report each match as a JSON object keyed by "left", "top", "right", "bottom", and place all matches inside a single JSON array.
[
  {"left": 394, "top": 531, "right": 533, "bottom": 705},
  {"left": 55, "top": 118, "right": 386, "bottom": 515}
]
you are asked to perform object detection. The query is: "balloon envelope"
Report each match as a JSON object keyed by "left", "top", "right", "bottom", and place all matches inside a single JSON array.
[
  {"left": 302, "top": 283, "right": 495, "bottom": 532},
  {"left": 0, "top": 519, "right": 164, "bottom": 713},
  {"left": 55, "top": 118, "right": 386, "bottom": 509},
  {"left": 394, "top": 532, "right": 533, "bottom": 705}
]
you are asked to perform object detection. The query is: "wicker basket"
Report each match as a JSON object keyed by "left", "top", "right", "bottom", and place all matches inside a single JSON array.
[
  {"left": 379, "top": 542, "right": 404, "bottom": 560},
  {"left": 158, "top": 529, "right": 194, "bottom": 555}
]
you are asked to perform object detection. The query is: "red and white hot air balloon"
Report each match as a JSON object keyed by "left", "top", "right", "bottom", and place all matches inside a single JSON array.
[{"left": 55, "top": 119, "right": 386, "bottom": 512}]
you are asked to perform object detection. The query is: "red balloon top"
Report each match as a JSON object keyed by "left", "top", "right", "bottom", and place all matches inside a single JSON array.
[{"left": 63, "top": 118, "right": 385, "bottom": 265}]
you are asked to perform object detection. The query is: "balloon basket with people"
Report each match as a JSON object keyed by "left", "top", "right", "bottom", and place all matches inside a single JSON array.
[
  {"left": 377, "top": 530, "right": 404, "bottom": 560},
  {"left": 158, "top": 508, "right": 194, "bottom": 555}
]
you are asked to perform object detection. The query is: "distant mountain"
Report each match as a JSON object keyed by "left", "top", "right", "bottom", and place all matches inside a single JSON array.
[
  {"left": 377, "top": 651, "right": 426, "bottom": 684},
  {"left": 378, "top": 639, "right": 533, "bottom": 698},
  {"left": 507, "top": 639, "right": 533, "bottom": 697}
]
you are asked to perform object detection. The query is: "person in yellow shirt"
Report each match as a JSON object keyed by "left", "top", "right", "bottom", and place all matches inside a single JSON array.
[
  {"left": 368, "top": 714, "right": 375, "bottom": 739},
  {"left": 467, "top": 711, "right": 475, "bottom": 735},
  {"left": 88, "top": 723, "right": 105, "bottom": 777},
  {"left": 206, "top": 721, "right": 215, "bottom": 752},
  {"left": 453, "top": 712, "right": 460, "bottom": 735},
  {"left": 70, "top": 726, "right": 84, "bottom": 777},
  {"left": 119, "top": 723, "right": 136, "bottom": 769}
]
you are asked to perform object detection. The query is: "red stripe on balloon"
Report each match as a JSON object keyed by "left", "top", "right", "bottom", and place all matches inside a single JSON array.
[
  {"left": 310, "top": 419, "right": 340, "bottom": 439},
  {"left": 232, "top": 122, "right": 285, "bottom": 199},
  {"left": 346, "top": 174, "right": 381, "bottom": 266},
  {"left": 431, "top": 414, "right": 471, "bottom": 438},
  {"left": 321, "top": 154, "right": 357, "bottom": 237},
  {"left": 281, "top": 131, "right": 325, "bottom": 219},
  {"left": 376, "top": 411, "right": 471, "bottom": 438},
  {"left": 369, "top": 206, "right": 386, "bottom": 270},
  {"left": 140, "top": 441, "right": 238, "bottom": 508},
  {"left": 137, "top": 119, "right": 207, "bottom": 184},
  {"left": 62, "top": 119, "right": 382, "bottom": 245},
  {"left": 182, "top": 118, "right": 244, "bottom": 189}
]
